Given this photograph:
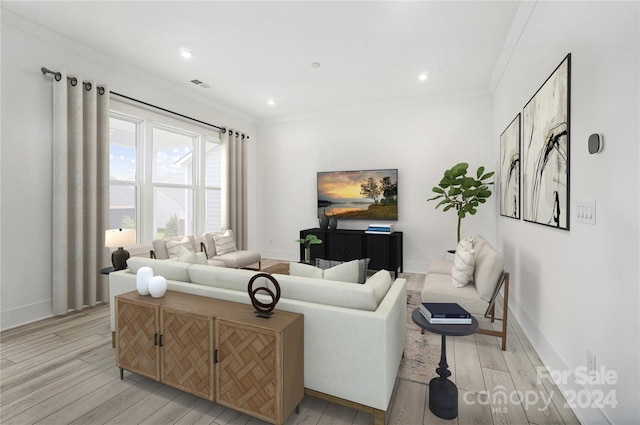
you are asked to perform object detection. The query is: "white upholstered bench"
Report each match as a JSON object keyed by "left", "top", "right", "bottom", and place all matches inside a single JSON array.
[{"left": 421, "top": 236, "right": 510, "bottom": 350}]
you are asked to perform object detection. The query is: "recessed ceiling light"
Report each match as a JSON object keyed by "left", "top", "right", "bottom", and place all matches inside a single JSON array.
[
  {"left": 310, "top": 62, "right": 321, "bottom": 69},
  {"left": 418, "top": 72, "right": 428, "bottom": 82},
  {"left": 180, "top": 49, "right": 194, "bottom": 59},
  {"left": 267, "top": 99, "right": 277, "bottom": 106}
]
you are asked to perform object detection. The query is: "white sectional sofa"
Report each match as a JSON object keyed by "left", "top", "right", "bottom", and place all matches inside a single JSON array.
[{"left": 109, "top": 257, "right": 407, "bottom": 424}]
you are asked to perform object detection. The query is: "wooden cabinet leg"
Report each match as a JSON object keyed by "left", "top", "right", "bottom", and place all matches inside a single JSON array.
[{"left": 120, "top": 368, "right": 124, "bottom": 380}]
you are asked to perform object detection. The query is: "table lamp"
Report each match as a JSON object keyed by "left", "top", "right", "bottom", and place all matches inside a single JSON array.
[{"left": 105, "top": 228, "right": 136, "bottom": 270}]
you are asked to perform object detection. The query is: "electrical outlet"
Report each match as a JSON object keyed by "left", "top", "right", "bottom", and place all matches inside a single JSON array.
[{"left": 587, "top": 350, "right": 596, "bottom": 376}]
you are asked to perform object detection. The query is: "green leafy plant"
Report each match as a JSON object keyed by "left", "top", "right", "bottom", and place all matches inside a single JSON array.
[
  {"left": 294, "top": 234, "right": 323, "bottom": 248},
  {"left": 427, "top": 162, "right": 494, "bottom": 243}
]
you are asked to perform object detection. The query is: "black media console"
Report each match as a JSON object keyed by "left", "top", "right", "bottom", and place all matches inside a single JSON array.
[{"left": 299, "top": 228, "right": 403, "bottom": 277}]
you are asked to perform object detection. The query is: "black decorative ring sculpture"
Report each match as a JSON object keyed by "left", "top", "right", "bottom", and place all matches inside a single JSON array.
[{"left": 247, "top": 273, "right": 281, "bottom": 318}]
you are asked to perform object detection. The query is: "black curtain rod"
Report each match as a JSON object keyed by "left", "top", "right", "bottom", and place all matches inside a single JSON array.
[
  {"left": 41, "top": 66, "right": 249, "bottom": 139},
  {"left": 111, "top": 91, "right": 229, "bottom": 135}
]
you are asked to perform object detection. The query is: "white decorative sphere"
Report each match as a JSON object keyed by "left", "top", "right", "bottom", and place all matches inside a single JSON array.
[
  {"left": 148, "top": 276, "right": 167, "bottom": 298},
  {"left": 136, "top": 267, "right": 153, "bottom": 295}
]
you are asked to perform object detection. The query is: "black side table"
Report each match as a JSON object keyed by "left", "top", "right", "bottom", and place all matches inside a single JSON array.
[
  {"left": 411, "top": 308, "right": 479, "bottom": 419},
  {"left": 100, "top": 266, "right": 116, "bottom": 275}
]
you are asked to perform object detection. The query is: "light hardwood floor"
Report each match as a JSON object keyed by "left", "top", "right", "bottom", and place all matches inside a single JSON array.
[{"left": 1, "top": 260, "right": 580, "bottom": 425}]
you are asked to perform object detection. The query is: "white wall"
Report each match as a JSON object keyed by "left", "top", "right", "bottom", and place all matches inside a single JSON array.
[
  {"left": 0, "top": 12, "right": 257, "bottom": 330},
  {"left": 492, "top": 2, "right": 639, "bottom": 423},
  {"left": 255, "top": 92, "right": 497, "bottom": 273}
]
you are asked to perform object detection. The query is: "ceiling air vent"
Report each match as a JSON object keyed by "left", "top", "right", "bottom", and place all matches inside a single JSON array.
[{"left": 190, "top": 79, "right": 211, "bottom": 89}]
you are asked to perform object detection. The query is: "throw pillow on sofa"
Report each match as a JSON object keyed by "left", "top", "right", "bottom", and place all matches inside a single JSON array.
[
  {"left": 165, "top": 237, "right": 194, "bottom": 258},
  {"left": 290, "top": 259, "right": 360, "bottom": 283},
  {"left": 177, "top": 246, "right": 208, "bottom": 265},
  {"left": 316, "top": 257, "right": 370, "bottom": 283},
  {"left": 364, "top": 269, "right": 392, "bottom": 305},
  {"left": 213, "top": 230, "right": 237, "bottom": 256},
  {"left": 202, "top": 232, "right": 217, "bottom": 258},
  {"left": 289, "top": 262, "right": 324, "bottom": 279},
  {"left": 451, "top": 237, "right": 475, "bottom": 287},
  {"left": 324, "top": 260, "right": 360, "bottom": 283}
]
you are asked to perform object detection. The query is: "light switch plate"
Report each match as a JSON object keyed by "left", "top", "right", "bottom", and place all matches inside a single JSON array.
[{"left": 576, "top": 201, "right": 596, "bottom": 225}]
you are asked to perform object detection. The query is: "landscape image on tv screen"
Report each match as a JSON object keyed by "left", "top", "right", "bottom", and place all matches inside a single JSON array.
[{"left": 317, "top": 169, "right": 398, "bottom": 220}]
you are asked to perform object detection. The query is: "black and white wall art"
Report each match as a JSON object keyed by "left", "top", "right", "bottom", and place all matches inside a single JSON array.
[
  {"left": 522, "top": 54, "right": 571, "bottom": 230},
  {"left": 500, "top": 114, "right": 521, "bottom": 219}
]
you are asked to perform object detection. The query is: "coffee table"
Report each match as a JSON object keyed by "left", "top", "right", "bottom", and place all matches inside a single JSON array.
[{"left": 411, "top": 308, "right": 479, "bottom": 419}]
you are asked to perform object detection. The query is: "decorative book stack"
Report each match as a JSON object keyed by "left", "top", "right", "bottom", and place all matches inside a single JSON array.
[
  {"left": 365, "top": 223, "right": 393, "bottom": 234},
  {"left": 419, "top": 302, "right": 472, "bottom": 324}
]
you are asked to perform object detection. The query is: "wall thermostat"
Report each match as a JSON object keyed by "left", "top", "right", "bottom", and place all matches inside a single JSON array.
[{"left": 588, "top": 133, "right": 603, "bottom": 154}]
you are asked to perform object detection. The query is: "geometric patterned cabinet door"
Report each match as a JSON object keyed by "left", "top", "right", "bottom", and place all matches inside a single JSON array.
[
  {"left": 161, "top": 309, "right": 213, "bottom": 400},
  {"left": 115, "top": 298, "right": 159, "bottom": 380},
  {"left": 115, "top": 290, "right": 303, "bottom": 425},
  {"left": 217, "top": 320, "right": 278, "bottom": 422}
]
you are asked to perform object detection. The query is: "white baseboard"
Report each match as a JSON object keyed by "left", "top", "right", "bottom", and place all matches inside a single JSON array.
[
  {"left": 1, "top": 299, "right": 53, "bottom": 331},
  {"left": 509, "top": 296, "right": 611, "bottom": 425}
]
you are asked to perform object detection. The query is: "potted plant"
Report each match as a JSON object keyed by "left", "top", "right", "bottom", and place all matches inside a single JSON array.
[
  {"left": 427, "top": 162, "right": 494, "bottom": 243},
  {"left": 295, "top": 234, "right": 323, "bottom": 263}
]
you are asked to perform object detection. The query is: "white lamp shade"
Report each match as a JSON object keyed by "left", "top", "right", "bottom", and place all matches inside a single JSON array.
[{"left": 105, "top": 229, "right": 136, "bottom": 248}]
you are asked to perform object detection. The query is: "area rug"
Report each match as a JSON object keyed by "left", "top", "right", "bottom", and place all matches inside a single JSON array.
[{"left": 397, "top": 289, "right": 441, "bottom": 384}]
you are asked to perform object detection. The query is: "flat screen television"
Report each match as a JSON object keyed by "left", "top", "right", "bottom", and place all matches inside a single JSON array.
[{"left": 317, "top": 169, "right": 398, "bottom": 220}]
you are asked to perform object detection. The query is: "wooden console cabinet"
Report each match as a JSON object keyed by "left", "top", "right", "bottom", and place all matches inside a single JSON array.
[
  {"left": 299, "top": 228, "right": 403, "bottom": 277},
  {"left": 115, "top": 290, "right": 304, "bottom": 425}
]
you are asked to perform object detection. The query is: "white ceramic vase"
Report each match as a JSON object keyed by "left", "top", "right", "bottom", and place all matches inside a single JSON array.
[
  {"left": 148, "top": 276, "right": 167, "bottom": 298},
  {"left": 136, "top": 267, "right": 153, "bottom": 296}
]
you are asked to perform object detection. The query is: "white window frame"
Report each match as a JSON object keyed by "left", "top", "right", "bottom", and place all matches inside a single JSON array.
[{"left": 109, "top": 98, "right": 222, "bottom": 248}]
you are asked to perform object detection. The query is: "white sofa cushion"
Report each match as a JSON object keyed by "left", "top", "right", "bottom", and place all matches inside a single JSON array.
[
  {"left": 126, "top": 257, "right": 191, "bottom": 282},
  {"left": 473, "top": 237, "right": 504, "bottom": 302},
  {"left": 271, "top": 274, "right": 378, "bottom": 311},
  {"left": 451, "top": 237, "right": 475, "bottom": 287},
  {"left": 213, "top": 229, "right": 237, "bottom": 255},
  {"left": 212, "top": 250, "right": 261, "bottom": 268},
  {"left": 290, "top": 262, "right": 324, "bottom": 279},
  {"left": 421, "top": 272, "right": 489, "bottom": 315},
  {"left": 364, "top": 269, "right": 392, "bottom": 305},
  {"left": 188, "top": 264, "right": 269, "bottom": 292},
  {"left": 324, "top": 259, "right": 359, "bottom": 283}
]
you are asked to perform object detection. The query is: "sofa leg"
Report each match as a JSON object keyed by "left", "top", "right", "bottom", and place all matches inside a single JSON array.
[{"left": 373, "top": 408, "right": 386, "bottom": 425}]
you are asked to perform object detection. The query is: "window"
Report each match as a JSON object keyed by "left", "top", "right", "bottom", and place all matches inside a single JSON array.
[
  {"left": 108, "top": 100, "right": 222, "bottom": 246},
  {"left": 109, "top": 114, "right": 139, "bottom": 232}
]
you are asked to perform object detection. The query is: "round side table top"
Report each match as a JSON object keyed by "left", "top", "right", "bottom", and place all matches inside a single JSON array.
[
  {"left": 411, "top": 308, "right": 479, "bottom": 336},
  {"left": 100, "top": 266, "right": 116, "bottom": 275}
]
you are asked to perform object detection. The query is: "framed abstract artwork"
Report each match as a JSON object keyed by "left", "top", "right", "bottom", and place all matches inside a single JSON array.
[
  {"left": 500, "top": 114, "right": 521, "bottom": 219},
  {"left": 522, "top": 54, "right": 571, "bottom": 230}
]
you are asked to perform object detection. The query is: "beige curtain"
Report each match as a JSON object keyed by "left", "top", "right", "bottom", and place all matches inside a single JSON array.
[
  {"left": 221, "top": 129, "right": 248, "bottom": 250},
  {"left": 52, "top": 72, "right": 110, "bottom": 315}
]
